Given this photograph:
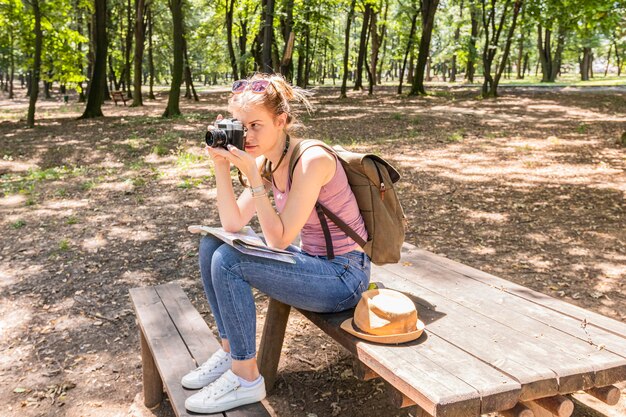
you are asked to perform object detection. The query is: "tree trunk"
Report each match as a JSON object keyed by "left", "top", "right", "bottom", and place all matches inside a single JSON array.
[
  {"left": 450, "top": 0, "right": 463, "bottom": 82},
  {"left": 262, "top": 0, "right": 275, "bottom": 72},
  {"left": 368, "top": 8, "right": 379, "bottom": 94},
  {"left": 483, "top": 0, "right": 523, "bottom": 98},
  {"left": 44, "top": 78, "right": 51, "bottom": 99},
  {"left": 376, "top": 0, "right": 389, "bottom": 84},
  {"left": 238, "top": 10, "right": 250, "bottom": 79},
  {"left": 537, "top": 25, "right": 552, "bottom": 82},
  {"left": 162, "top": 0, "right": 184, "bottom": 117},
  {"left": 614, "top": 39, "right": 622, "bottom": 76},
  {"left": 81, "top": 0, "right": 107, "bottom": 118},
  {"left": 109, "top": 55, "right": 120, "bottom": 90},
  {"left": 124, "top": 0, "right": 133, "bottom": 98},
  {"left": 340, "top": 0, "right": 356, "bottom": 98},
  {"left": 550, "top": 26, "right": 566, "bottom": 81},
  {"left": 279, "top": 0, "right": 295, "bottom": 77},
  {"left": 466, "top": 0, "right": 479, "bottom": 82},
  {"left": 131, "top": 0, "right": 146, "bottom": 106},
  {"left": 516, "top": 23, "right": 525, "bottom": 78},
  {"left": 409, "top": 0, "right": 440, "bottom": 96},
  {"left": 76, "top": 3, "right": 86, "bottom": 102},
  {"left": 225, "top": 0, "right": 239, "bottom": 79},
  {"left": 182, "top": 35, "right": 198, "bottom": 101},
  {"left": 27, "top": 0, "right": 43, "bottom": 128},
  {"left": 9, "top": 18, "right": 15, "bottom": 99},
  {"left": 147, "top": 7, "right": 155, "bottom": 99},
  {"left": 354, "top": 3, "right": 372, "bottom": 90},
  {"left": 398, "top": 11, "right": 418, "bottom": 95},
  {"left": 580, "top": 47, "right": 591, "bottom": 81}
]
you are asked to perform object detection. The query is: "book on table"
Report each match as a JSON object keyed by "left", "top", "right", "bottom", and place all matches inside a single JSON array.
[{"left": 188, "top": 225, "right": 296, "bottom": 264}]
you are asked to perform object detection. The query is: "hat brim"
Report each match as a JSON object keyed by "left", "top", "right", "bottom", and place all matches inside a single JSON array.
[{"left": 340, "top": 318, "right": 425, "bottom": 344}]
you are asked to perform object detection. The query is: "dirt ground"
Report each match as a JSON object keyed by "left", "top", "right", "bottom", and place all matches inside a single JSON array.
[{"left": 1, "top": 84, "right": 625, "bottom": 417}]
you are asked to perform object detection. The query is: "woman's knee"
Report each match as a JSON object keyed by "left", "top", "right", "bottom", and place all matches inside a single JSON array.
[
  {"left": 199, "top": 235, "right": 224, "bottom": 267},
  {"left": 210, "top": 245, "right": 244, "bottom": 284}
]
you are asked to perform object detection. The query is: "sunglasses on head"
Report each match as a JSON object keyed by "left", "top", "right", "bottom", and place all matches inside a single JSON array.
[{"left": 231, "top": 79, "right": 272, "bottom": 94}]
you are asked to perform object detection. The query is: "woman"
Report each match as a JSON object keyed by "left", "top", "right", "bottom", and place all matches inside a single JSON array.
[{"left": 183, "top": 73, "right": 370, "bottom": 414}]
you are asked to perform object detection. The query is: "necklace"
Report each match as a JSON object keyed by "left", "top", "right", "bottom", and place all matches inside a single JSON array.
[{"left": 265, "top": 134, "right": 291, "bottom": 177}]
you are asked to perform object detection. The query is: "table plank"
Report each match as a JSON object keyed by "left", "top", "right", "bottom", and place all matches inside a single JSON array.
[
  {"left": 371, "top": 268, "right": 577, "bottom": 401},
  {"left": 381, "top": 256, "right": 626, "bottom": 390},
  {"left": 403, "top": 244, "right": 626, "bottom": 340},
  {"left": 298, "top": 307, "right": 522, "bottom": 416}
]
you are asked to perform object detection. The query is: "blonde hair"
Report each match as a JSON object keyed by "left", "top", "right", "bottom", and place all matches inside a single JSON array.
[{"left": 227, "top": 73, "right": 313, "bottom": 134}]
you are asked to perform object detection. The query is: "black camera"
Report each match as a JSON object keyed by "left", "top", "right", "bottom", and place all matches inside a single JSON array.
[{"left": 205, "top": 118, "right": 246, "bottom": 150}]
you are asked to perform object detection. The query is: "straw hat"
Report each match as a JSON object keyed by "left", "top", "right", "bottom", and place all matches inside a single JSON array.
[{"left": 340, "top": 289, "right": 425, "bottom": 344}]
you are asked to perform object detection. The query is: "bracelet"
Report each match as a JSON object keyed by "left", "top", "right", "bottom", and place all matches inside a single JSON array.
[
  {"left": 252, "top": 192, "right": 267, "bottom": 199},
  {"left": 250, "top": 185, "right": 266, "bottom": 198}
]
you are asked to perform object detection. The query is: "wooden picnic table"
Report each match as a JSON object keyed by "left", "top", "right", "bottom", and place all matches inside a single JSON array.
[{"left": 258, "top": 243, "right": 626, "bottom": 417}]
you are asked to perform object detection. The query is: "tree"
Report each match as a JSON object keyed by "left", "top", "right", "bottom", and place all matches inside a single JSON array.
[
  {"left": 131, "top": 0, "right": 147, "bottom": 106},
  {"left": 279, "top": 0, "right": 295, "bottom": 77},
  {"left": 354, "top": 1, "right": 372, "bottom": 90},
  {"left": 340, "top": 0, "right": 356, "bottom": 98},
  {"left": 465, "top": 0, "right": 480, "bottom": 82},
  {"left": 262, "top": 0, "right": 275, "bottom": 72},
  {"left": 398, "top": 3, "right": 418, "bottom": 94},
  {"left": 24, "top": 0, "right": 43, "bottom": 127},
  {"left": 224, "top": 0, "right": 238, "bottom": 79},
  {"left": 409, "top": 0, "right": 440, "bottom": 95},
  {"left": 146, "top": 5, "right": 155, "bottom": 98},
  {"left": 480, "top": 0, "right": 523, "bottom": 98},
  {"left": 162, "top": 0, "right": 184, "bottom": 118},
  {"left": 81, "top": 0, "right": 107, "bottom": 118}
]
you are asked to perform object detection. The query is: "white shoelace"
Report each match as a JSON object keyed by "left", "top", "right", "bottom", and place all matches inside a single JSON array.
[
  {"left": 196, "top": 352, "right": 229, "bottom": 375},
  {"left": 200, "top": 371, "right": 238, "bottom": 399}
]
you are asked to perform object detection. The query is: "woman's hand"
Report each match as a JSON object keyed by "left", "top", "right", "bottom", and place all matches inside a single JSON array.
[{"left": 206, "top": 114, "right": 230, "bottom": 170}]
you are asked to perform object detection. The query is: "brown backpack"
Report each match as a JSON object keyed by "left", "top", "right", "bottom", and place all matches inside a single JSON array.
[{"left": 289, "top": 140, "right": 406, "bottom": 265}]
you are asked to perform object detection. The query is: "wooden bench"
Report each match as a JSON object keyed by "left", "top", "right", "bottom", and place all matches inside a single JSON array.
[
  {"left": 258, "top": 243, "right": 626, "bottom": 417},
  {"left": 111, "top": 90, "right": 127, "bottom": 106},
  {"left": 129, "top": 283, "right": 271, "bottom": 417}
]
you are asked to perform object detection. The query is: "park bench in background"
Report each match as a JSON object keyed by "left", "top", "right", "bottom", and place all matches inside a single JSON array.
[
  {"left": 111, "top": 90, "right": 127, "bottom": 106},
  {"left": 258, "top": 242, "right": 626, "bottom": 417},
  {"left": 129, "top": 283, "right": 271, "bottom": 417}
]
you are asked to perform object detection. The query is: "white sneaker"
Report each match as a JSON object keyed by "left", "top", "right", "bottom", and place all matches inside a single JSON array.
[
  {"left": 181, "top": 348, "right": 232, "bottom": 389},
  {"left": 184, "top": 370, "right": 266, "bottom": 414}
]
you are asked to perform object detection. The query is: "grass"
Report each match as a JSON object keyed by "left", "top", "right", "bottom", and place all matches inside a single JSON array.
[
  {"left": 177, "top": 177, "right": 204, "bottom": 189},
  {"left": 515, "top": 144, "right": 534, "bottom": 153},
  {"left": 11, "top": 220, "right": 26, "bottom": 229},
  {"left": 58, "top": 239, "right": 70, "bottom": 251},
  {"left": 1, "top": 166, "right": 85, "bottom": 197},
  {"left": 176, "top": 148, "right": 204, "bottom": 169},
  {"left": 65, "top": 216, "right": 79, "bottom": 225},
  {"left": 447, "top": 131, "right": 464, "bottom": 142},
  {"left": 151, "top": 131, "right": 181, "bottom": 156}
]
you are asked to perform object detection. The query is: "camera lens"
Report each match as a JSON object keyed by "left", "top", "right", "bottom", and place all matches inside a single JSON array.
[{"left": 205, "top": 129, "right": 227, "bottom": 148}]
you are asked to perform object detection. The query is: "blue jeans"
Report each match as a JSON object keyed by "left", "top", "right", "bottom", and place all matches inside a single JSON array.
[{"left": 199, "top": 235, "right": 371, "bottom": 361}]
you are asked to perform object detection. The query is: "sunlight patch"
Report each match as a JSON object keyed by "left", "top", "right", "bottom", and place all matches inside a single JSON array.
[
  {"left": 119, "top": 269, "right": 157, "bottom": 285},
  {"left": 0, "top": 194, "right": 26, "bottom": 208},
  {"left": 465, "top": 210, "right": 509, "bottom": 223},
  {"left": 108, "top": 226, "right": 156, "bottom": 242},
  {"left": 82, "top": 234, "right": 108, "bottom": 253}
]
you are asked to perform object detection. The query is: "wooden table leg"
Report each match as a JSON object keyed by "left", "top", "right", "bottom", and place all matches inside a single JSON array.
[
  {"left": 258, "top": 298, "right": 291, "bottom": 392},
  {"left": 140, "top": 330, "right": 163, "bottom": 408}
]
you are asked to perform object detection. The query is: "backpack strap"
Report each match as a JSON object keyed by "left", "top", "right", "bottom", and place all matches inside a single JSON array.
[{"left": 288, "top": 140, "right": 366, "bottom": 259}]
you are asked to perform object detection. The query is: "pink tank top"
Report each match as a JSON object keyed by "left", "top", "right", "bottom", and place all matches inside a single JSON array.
[{"left": 272, "top": 156, "right": 368, "bottom": 256}]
